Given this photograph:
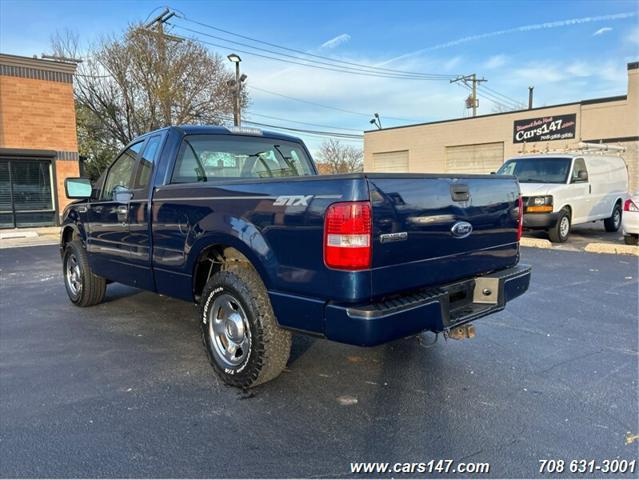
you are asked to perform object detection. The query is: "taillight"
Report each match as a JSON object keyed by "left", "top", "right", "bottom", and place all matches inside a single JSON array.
[
  {"left": 517, "top": 195, "right": 523, "bottom": 241},
  {"left": 324, "top": 201, "right": 372, "bottom": 270},
  {"left": 624, "top": 199, "right": 638, "bottom": 212}
]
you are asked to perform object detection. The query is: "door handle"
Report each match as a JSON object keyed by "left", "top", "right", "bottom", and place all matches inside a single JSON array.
[
  {"left": 589, "top": 185, "right": 592, "bottom": 194},
  {"left": 116, "top": 205, "right": 128, "bottom": 215}
]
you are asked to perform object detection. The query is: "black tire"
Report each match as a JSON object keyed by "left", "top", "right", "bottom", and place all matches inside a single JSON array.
[
  {"left": 63, "top": 240, "right": 106, "bottom": 307},
  {"left": 624, "top": 234, "right": 639, "bottom": 246},
  {"left": 604, "top": 203, "right": 622, "bottom": 232},
  {"left": 199, "top": 262, "right": 291, "bottom": 388},
  {"left": 548, "top": 209, "right": 571, "bottom": 243}
]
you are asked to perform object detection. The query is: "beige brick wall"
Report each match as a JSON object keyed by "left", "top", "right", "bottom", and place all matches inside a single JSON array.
[
  {"left": 365, "top": 65, "right": 639, "bottom": 191},
  {"left": 0, "top": 73, "right": 79, "bottom": 216}
]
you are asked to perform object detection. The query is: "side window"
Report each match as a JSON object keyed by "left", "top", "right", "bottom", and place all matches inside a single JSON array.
[
  {"left": 571, "top": 158, "right": 588, "bottom": 183},
  {"left": 133, "top": 136, "right": 162, "bottom": 191},
  {"left": 101, "top": 142, "right": 143, "bottom": 201},
  {"left": 172, "top": 140, "right": 206, "bottom": 183}
]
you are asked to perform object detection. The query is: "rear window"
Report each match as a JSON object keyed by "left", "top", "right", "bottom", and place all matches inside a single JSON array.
[{"left": 171, "top": 135, "right": 315, "bottom": 183}]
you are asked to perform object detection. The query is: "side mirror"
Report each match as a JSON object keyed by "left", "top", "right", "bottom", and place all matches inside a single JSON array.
[
  {"left": 578, "top": 170, "right": 588, "bottom": 181},
  {"left": 65, "top": 178, "right": 92, "bottom": 199}
]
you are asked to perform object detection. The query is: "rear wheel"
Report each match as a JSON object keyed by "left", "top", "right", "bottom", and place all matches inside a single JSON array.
[
  {"left": 604, "top": 203, "right": 622, "bottom": 232},
  {"left": 548, "top": 209, "right": 570, "bottom": 243},
  {"left": 624, "top": 234, "right": 638, "bottom": 246},
  {"left": 200, "top": 262, "right": 291, "bottom": 388},
  {"left": 63, "top": 240, "right": 106, "bottom": 307}
]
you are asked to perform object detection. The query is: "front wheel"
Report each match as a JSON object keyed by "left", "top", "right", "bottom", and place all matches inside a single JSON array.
[
  {"left": 548, "top": 209, "right": 571, "bottom": 243},
  {"left": 200, "top": 263, "right": 291, "bottom": 388},
  {"left": 604, "top": 204, "right": 622, "bottom": 232},
  {"left": 63, "top": 240, "right": 106, "bottom": 307}
]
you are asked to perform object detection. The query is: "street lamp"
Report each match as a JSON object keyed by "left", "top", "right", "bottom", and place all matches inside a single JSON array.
[
  {"left": 227, "top": 53, "right": 243, "bottom": 126},
  {"left": 369, "top": 113, "right": 382, "bottom": 130}
]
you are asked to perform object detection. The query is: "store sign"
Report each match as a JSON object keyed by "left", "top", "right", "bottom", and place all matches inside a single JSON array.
[{"left": 513, "top": 114, "right": 576, "bottom": 143}]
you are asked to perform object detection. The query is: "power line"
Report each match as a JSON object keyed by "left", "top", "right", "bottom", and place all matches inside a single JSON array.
[
  {"left": 456, "top": 82, "right": 516, "bottom": 112},
  {"left": 249, "top": 85, "right": 420, "bottom": 122},
  {"left": 168, "top": 23, "right": 455, "bottom": 81},
  {"left": 246, "top": 112, "right": 363, "bottom": 132},
  {"left": 174, "top": 14, "right": 457, "bottom": 79},
  {"left": 478, "top": 84, "right": 524, "bottom": 108}
]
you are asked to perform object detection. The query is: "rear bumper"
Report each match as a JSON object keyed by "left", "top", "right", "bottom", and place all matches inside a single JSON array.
[
  {"left": 523, "top": 212, "right": 560, "bottom": 229},
  {"left": 323, "top": 264, "right": 531, "bottom": 346}
]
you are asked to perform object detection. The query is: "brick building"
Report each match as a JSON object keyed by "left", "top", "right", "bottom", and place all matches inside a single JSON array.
[
  {"left": 0, "top": 53, "right": 80, "bottom": 228},
  {"left": 365, "top": 62, "right": 639, "bottom": 191}
]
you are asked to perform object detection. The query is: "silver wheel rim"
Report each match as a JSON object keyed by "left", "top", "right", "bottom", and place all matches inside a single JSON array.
[
  {"left": 559, "top": 216, "right": 570, "bottom": 238},
  {"left": 208, "top": 293, "right": 251, "bottom": 369},
  {"left": 613, "top": 209, "right": 621, "bottom": 228},
  {"left": 65, "top": 253, "right": 82, "bottom": 297}
]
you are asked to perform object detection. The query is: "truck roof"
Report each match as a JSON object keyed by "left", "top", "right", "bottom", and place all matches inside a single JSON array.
[{"left": 158, "top": 125, "right": 304, "bottom": 144}]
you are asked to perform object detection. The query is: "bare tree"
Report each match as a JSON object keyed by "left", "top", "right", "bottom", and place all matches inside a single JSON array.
[
  {"left": 315, "top": 139, "right": 363, "bottom": 174},
  {"left": 50, "top": 25, "right": 246, "bottom": 177}
]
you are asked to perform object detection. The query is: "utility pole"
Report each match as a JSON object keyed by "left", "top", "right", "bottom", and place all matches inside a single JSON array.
[
  {"left": 144, "top": 8, "right": 183, "bottom": 127},
  {"left": 450, "top": 74, "right": 487, "bottom": 117}
]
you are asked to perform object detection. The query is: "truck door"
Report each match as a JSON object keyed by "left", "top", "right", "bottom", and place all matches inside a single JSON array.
[
  {"left": 86, "top": 141, "right": 145, "bottom": 285},
  {"left": 125, "top": 134, "right": 164, "bottom": 291}
]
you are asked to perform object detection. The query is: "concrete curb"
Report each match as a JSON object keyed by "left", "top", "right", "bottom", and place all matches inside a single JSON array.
[
  {"left": 584, "top": 243, "right": 639, "bottom": 256},
  {"left": 520, "top": 237, "right": 553, "bottom": 249},
  {"left": 521, "top": 236, "right": 639, "bottom": 256}
]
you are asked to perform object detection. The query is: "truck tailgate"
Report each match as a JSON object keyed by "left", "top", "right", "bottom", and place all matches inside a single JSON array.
[{"left": 367, "top": 174, "right": 520, "bottom": 297}]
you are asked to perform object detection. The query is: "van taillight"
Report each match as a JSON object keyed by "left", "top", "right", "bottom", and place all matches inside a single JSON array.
[
  {"left": 324, "top": 201, "right": 372, "bottom": 270},
  {"left": 517, "top": 195, "right": 523, "bottom": 241},
  {"left": 624, "top": 199, "right": 638, "bottom": 212}
]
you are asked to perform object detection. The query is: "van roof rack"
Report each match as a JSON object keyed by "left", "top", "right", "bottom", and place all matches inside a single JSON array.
[{"left": 517, "top": 141, "right": 626, "bottom": 156}]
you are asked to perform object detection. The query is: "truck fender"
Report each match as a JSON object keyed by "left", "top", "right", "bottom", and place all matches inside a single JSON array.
[{"left": 186, "top": 228, "right": 275, "bottom": 290}]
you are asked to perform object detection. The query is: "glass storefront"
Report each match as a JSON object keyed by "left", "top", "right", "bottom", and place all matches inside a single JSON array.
[{"left": 0, "top": 158, "right": 56, "bottom": 228}]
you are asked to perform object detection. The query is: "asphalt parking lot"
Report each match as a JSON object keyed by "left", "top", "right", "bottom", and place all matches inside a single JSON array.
[{"left": 1, "top": 245, "right": 638, "bottom": 478}]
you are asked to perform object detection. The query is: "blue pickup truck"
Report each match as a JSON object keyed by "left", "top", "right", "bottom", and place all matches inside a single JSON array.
[{"left": 61, "top": 125, "right": 531, "bottom": 388}]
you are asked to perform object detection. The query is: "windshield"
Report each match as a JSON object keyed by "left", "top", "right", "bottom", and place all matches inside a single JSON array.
[
  {"left": 171, "top": 135, "right": 315, "bottom": 183},
  {"left": 496, "top": 157, "right": 571, "bottom": 184}
]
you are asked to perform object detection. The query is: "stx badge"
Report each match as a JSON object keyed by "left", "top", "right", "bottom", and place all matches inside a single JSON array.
[{"left": 273, "top": 195, "right": 313, "bottom": 207}]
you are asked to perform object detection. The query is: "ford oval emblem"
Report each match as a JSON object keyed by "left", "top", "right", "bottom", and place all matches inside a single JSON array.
[{"left": 451, "top": 221, "right": 473, "bottom": 238}]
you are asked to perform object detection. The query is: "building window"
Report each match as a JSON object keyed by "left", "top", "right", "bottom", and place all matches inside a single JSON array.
[{"left": 0, "top": 159, "right": 55, "bottom": 228}]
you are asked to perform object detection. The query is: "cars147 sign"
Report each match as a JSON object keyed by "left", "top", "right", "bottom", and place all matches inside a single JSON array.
[{"left": 513, "top": 114, "right": 576, "bottom": 143}]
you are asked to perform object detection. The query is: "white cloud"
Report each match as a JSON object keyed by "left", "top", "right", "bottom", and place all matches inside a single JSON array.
[
  {"left": 379, "top": 12, "right": 636, "bottom": 66},
  {"left": 320, "top": 34, "right": 351, "bottom": 49},
  {"left": 627, "top": 26, "right": 639, "bottom": 46},
  {"left": 593, "top": 27, "right": 612, "bottom": 36},
  {"left": 484, "top": 54, "right": 507, "bottom": 69}
]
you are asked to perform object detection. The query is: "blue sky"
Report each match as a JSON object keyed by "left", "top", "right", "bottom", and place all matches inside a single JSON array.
[{"left": 1, "top": 0, "right": 638, "bottom": 152}]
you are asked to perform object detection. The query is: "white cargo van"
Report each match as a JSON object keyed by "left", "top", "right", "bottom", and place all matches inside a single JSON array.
[{"left": 497, "top": 145, "right": 628, "bottom": 242}]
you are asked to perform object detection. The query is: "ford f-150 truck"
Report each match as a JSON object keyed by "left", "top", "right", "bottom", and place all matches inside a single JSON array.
[{"left": 61, "top": 125, "right": 531, "bottom": 388}]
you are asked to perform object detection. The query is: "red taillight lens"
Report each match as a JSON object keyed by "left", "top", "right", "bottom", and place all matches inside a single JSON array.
[
  {"left": 324, "top": 201, "right": 372, "bottom": 270},
  {"left": 517, "top": 195, "right": 523, "bottom": 241},
  {"left": 624, "top": 199, "right": 638, "bottom": 212}
]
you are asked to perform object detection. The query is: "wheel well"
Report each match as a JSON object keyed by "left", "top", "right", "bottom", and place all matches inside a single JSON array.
[
  {"left": 61, "top": 226, "right": 80, "bottom": 248},
  {"left": 192, "top": 245, "right": 253, "bottom": 300},
  {"left": 560, "top": 205, "right": 572, "bottom": 220}
]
